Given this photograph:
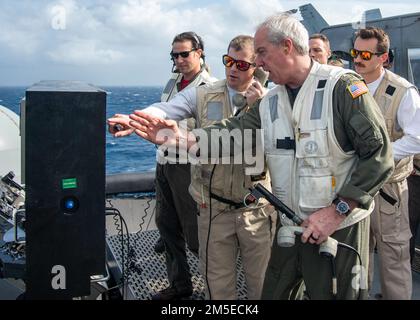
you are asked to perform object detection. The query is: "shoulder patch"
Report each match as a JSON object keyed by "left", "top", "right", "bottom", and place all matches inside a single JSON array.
[{"left": 347, "top": 81, "right": 369, "bottom": 99}]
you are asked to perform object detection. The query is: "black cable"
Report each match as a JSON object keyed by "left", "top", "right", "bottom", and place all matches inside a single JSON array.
[
  {"left": 338, "top": 242, "right": 364, "bottom": 300},
  {"left": 136, "top": 197, "right": 151, "bottom": 234},
  {"left": 129, "top": 199, "right": 152, "bottom": 274},
  {"left": 330, "top": 257, "right": 337, "bottom": 300},
  {"left": 205, "top": 164, "right": 217, "bottom": 300},
  {"left": 105, "top": 199, "right": 147, "bottom": 300},
  {"left": 106, "top": 208, "right": 125, "bottom": 282},
  {"left": 210, "top": 211, "right": 225, "bottom": 222},
  {"left": 145, "top": 199, "right": 156, "bottom": 231},
  {"left": 117, "top": 208, "right": 142, "bottom": 294},
  {"left": 107, "top": 207, "right": 133, "bottom": 270},
  {"left": 106, "top": 207, "right": 126, "bottom": 299},
  {"left": 142, "top": 198, "right": 154, "bottom": 232},
  {"left": 106, "top": 205, "right": 135, "bottom": 299},
  {"left": 129, "top": 197, "right": 154, "bottom": 276}
]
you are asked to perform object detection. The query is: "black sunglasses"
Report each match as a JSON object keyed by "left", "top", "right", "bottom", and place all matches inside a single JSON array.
[
  {"left": 170, "top": 49, "right": 196, "bottom": 60},
  {"left": 350, "top": 48, "right": 385, "bottom": 61},
  {"left": 222, "top": 54, "right": 256, "bottom": 71}
]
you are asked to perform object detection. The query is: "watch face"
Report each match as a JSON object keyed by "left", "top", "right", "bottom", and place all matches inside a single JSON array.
[{"left": 337, "top": 201, "right": 350, "bottom": 214}]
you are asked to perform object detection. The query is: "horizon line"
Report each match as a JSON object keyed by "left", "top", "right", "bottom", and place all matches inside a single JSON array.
[{"left": 0, "top": 84, "right": 165, "bottom": 88}]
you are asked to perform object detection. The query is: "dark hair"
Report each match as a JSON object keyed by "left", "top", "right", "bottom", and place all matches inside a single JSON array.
[
  {"left": 172, "top": 31, "right": 204, "bottom": 50},
  {"left": 355, "top": 27, "right": 390, "bottom": 54},
  {"left": 171, "top": 31, "right": 207, "bottom": 72},
  {"left": 227, "top": 35, "right": 255, "bottom": 59},
  {"left": 172, "top": 31, "right": 205, "bottom": 61},
  {"left": 309, "top": 33, "right": 330, "bottom": 49}
]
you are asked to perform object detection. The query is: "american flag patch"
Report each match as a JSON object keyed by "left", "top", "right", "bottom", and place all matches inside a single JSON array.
[{"left": 347, "top": 81, "right": 368, "bottom": 99}]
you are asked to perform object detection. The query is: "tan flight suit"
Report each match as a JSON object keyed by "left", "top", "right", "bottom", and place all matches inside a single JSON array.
[
  {"left": 368, "top": 70, "right": 415, "bottom": 300},
  {"left": 190, "top": 79, "right": 276, "bottom": 300},
  {"left": 155, "top": 68, "right": 215, "bottom": 293}
]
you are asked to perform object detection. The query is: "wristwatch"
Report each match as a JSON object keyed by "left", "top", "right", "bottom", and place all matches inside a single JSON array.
[{"left": 332, "top": 197, "right": 351, "bottom": 216}]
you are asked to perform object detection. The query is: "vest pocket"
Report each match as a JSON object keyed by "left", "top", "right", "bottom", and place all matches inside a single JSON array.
[
  {"left": 379, "top": 189, "right": 399, "bottom": 215},
  {"left": 266, "top": 153, "right": 293, "bottom": 208},
  {"left": 295, "top": 127, "right": 332, "bottom": 212},
  {"left": 377, "top": 183, "right": 411, "bottom": 244},
  {"left": 299, "top": 175, "right": 333, "bottom": 213},
  {"left": 206, "top": 102, "right": 223, "bottom": 121},
  {"left": 295, "top": 129, "right": 329, "bottom": 158}
]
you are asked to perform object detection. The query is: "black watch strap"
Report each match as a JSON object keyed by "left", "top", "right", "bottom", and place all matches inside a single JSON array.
[{"left": 333, "top": 197, "right": 351, "bottom": 216}]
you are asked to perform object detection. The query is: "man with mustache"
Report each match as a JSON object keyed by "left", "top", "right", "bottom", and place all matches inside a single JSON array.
[{"left": 352, "top": 27, "right": 420, "bottom": 300}]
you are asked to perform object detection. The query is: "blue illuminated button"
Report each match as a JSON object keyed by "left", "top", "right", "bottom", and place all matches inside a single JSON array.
[
  {"left": 61, "top": 196, "right": 79, "bottom": 214},
  {"left": 65, "top": 199, "right": 75, "bottom": 210}
]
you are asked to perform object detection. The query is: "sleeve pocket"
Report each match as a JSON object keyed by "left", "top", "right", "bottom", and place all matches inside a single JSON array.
[
  {"left": 348, "top": 110, "right": 383, "bottom": 156},
  {"left": 348, "top": 110, "right": 375, "bottom": 140}
]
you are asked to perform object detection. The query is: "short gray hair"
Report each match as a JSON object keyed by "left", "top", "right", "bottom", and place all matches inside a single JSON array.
[{"left": 257, "top": 13, "right": 309, "bottom": 55}]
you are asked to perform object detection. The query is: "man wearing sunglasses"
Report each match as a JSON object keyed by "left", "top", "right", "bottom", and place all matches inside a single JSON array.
[
  {"left": 126, "top": 14, "right": 394, "bottom": 300},
  {"left": 108, "top": 31, "right": 216, "bottom": 301},
  {"left": 352, "top": 27, "right": 420, "bottom": 300},
  {"left": 116, "top": 35, "right": 274, "bottom": 300},
  {"left": 162, "top": 32, "right": 214, "bottom": 101}
]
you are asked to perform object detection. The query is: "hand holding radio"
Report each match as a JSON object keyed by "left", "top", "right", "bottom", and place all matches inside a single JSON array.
[{"left": 245, "top": 80, "right": 267, "bottom": 107}]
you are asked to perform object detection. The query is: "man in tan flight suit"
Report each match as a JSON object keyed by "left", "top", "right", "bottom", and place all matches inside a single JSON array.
[
  {"left": 108, "top": 31, "right": 216, "bottom": 300},
  {"left": 352, "top": 27, "right": 420, "bottom": 300}
]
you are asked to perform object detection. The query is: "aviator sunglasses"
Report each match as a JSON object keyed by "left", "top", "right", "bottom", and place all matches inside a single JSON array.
[
  {"left": 350, "top": 48, "right": 385, "bottom": 61},
  {"left": 222, "top": 54, "right": 256, "bottom": 71},
  {"left": 170, "top": 49, "right": 196, "bottom": 60}
]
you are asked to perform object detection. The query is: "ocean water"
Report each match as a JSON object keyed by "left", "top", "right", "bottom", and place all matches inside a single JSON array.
[{"left": 0, "top": 86, "right": 162, "bottom": 175}]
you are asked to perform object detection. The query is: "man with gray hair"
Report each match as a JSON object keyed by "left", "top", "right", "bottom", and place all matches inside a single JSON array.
[
  {"left": 252, "top": 14, "right": 393, "bottom": 300},
  {"left": 126, "top": 14, "right": 394, "bottom": 300}
]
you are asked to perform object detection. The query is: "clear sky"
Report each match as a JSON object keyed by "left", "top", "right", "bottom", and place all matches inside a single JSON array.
[{"left": 1, "top": 0, "right": 420, "bottom": 86}]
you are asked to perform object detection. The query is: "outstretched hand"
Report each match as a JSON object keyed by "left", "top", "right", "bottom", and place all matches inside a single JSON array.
[
  {"left": 129, "top": 110, "right": 185, "bottom": 146},
  {"left": 107, "top": 114, "right": 135, "bottom": 137}
]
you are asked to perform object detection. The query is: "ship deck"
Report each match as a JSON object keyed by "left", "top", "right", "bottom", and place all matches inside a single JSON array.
[
  {"left": 104, "top": 197, "right": 420, "bottom": 300},
  {"left": 1, "top": 196, "right": 419, "bottom": 300}
]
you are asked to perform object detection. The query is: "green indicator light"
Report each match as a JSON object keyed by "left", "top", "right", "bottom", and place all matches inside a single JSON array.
[{"left": 62, "top": 178, "right": 78, "bottom": 190}]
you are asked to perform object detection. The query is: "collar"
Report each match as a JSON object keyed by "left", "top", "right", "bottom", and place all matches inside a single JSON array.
[{"left": 366, "top": 69, "right": 386, "bottom": 95}]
